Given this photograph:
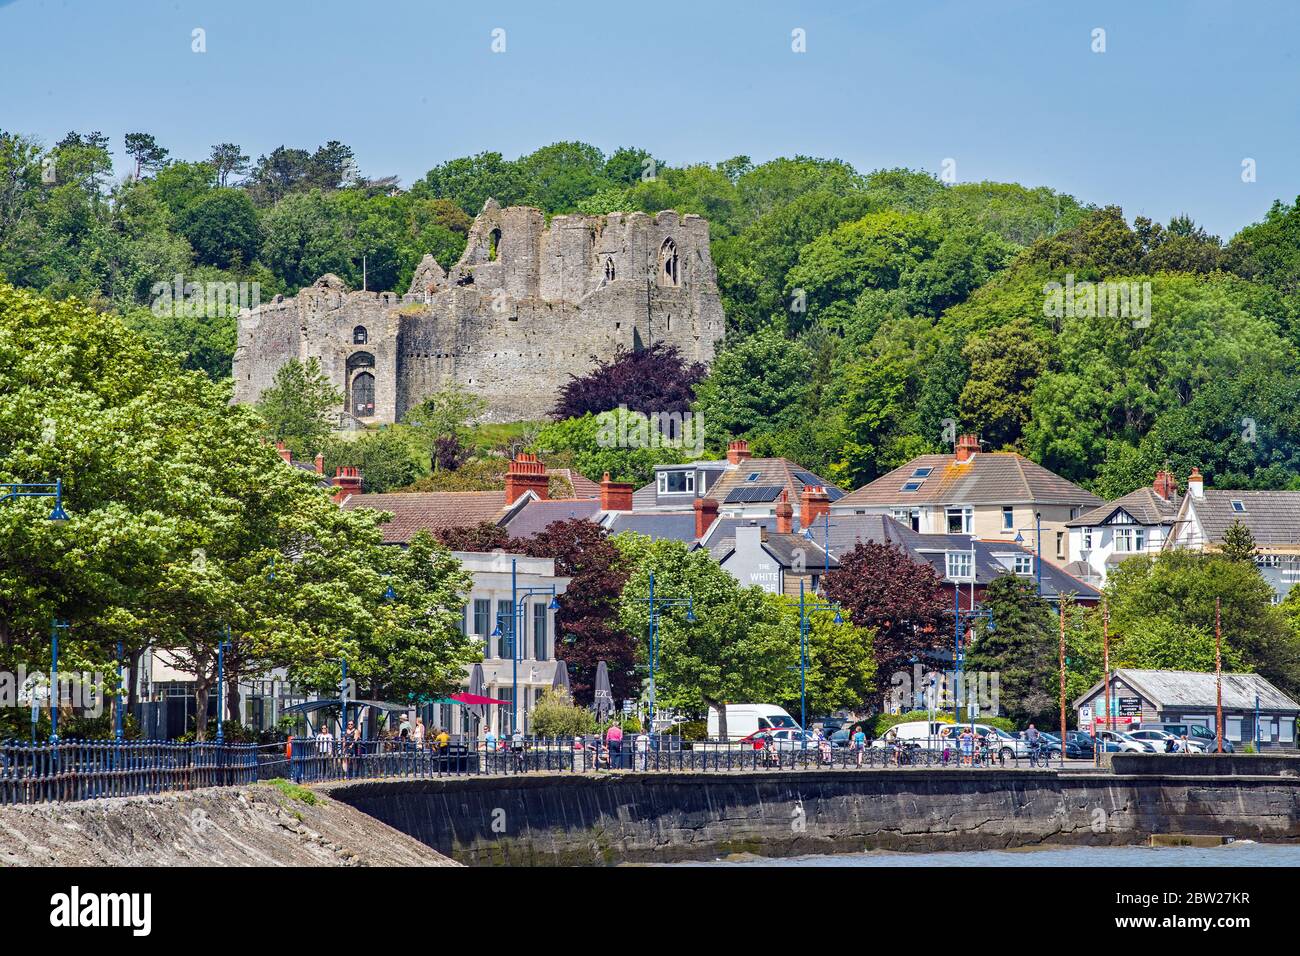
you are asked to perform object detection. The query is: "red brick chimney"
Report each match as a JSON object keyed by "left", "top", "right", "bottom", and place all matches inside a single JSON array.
[
  {"left": 331, "top": 465, "right": 363, "bottom": 503},
  {"left": 1152, "top": 469, "right": 1177, "bottom": 501},
  {"left": 694, "top": 497, "right": 719, "bottom": 539},
  {"left": 274, "top": 441, "right": 293, "bottom": 464},
  {"left": 505, "top": 452, "right": 549, "bottom": 504},
  {"left": 599, "top": 472, "right": 634, "bottom": 511},
  {"left": 775, "top": 490, "right": 793, "bottom": 534},
  {"left": 726, "top": 439, "right": 751, "bottom": 465},
  {"left": 954, "top": 434, "right": 980, "bottom": 463},
  {"left": 800, "top": 485, "right": 831, "bottom": 528},
  {"left": 314, "top": 452, "right": 325, "bottom": 475}
]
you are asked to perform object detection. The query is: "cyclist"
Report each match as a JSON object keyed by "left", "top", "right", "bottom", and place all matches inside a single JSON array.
[{"left": 1025, "top": 723, "right": 1042, "bottom": 765}]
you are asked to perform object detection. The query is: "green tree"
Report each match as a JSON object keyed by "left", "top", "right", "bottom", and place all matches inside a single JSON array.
[
  {"left": 179, "top": 188, "right": 261, "bottom": 268},
  {"left": 1220, "top": 521, "right": 1258, "bottom": 563},
  {"left": 403, "top": 382, "right": 488, "bottom": 472},
  {"left": 692, "top": 325, "right": 812, "bottom": 441},
  {"left": 253, "top": 358, "right": 341, "bottom": 457},
  {"left": 966, "top": 576, "right": 1059, "bottom": 725}
]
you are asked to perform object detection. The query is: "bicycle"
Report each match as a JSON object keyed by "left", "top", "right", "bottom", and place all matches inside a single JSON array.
[{"left": 1028, "top": 744, "right": 1051, "bottom": 768}]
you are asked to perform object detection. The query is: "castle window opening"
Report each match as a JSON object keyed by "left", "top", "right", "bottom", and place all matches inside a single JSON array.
[
  {"left": 604, "top": 257, "right": 616, "bottom": 282},
  {"left": 352, "top": 325, "right": 368, "bottom": 345},
  {"left": 658, "top": 238, "right": 679, "bottom": 287},
  {"left": 488, "top": 228, "right": 502, "bottom": 262}
]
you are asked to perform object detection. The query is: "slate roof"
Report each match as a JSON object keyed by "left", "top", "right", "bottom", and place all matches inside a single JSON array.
[
  {"left": 1189, "top": 490, "right": 1300, "bottom": 546},
  {"left": 603, "top": 512, "right": 699, "bottom": 543},
  {"left": 709, "top": 457, "right": 844, "bottom": 508},
  {"left": 547, "top": 468, "right": 600, "bottom": 499},
  {"left": 1068, "top": 487, "right": 1180, "bottom": 527},
  {"left": 711, "top": 531, "right": 837, "bottom": 570},
  {"left": 501, "top": 498, "right": 603, "bottom": 539},
  {"left": 343, "top": 491, "right": 515, "bottom": 544},
  {"left": 1072, "top": 669, "right": 1300, "bottom": 712},
  {"left": 837, "top": 452, "right": 1100, "bottom": 509}
]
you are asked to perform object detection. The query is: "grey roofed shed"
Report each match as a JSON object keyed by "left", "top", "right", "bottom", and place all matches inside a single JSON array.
[{"left": 1071, "top": 668, "right": 1300, "bottom": 713}]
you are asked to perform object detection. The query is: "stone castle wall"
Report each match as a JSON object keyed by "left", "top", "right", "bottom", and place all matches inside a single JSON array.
[{"left": 233, "top": 202, "right": 726, "bottom": 424}]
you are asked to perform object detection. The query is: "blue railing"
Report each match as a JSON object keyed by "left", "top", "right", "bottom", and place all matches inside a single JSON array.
[{"left": 0, "top": 740, "right": 288, "bottom": 805}]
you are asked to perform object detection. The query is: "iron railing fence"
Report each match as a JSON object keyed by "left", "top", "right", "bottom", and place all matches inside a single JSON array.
[
  {"left": 0, "top": 740, "right": 291, "bottom": 806},
  {"left": 1, "top": 734, "right": 1074, "bottom": 804}
]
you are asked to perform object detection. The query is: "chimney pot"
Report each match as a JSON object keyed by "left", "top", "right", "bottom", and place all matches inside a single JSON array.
[
  {"left": 726, "top": 439, "right": 751, "bottom": 465},
  {"left": 694, "top": 497, "right": 719, "bottom": 540},
  {"left": 954, "top": 434, "right": 980, "bottom": 464},
  {"left": 1187, "top": 467, "right": 1204, "bottom": 499},
  {"left": 505, "top": 452, "right": 549, "bottom": 504},
  {"left": 330, "top": 464, "right": 363, "bottom": 504},
  {"left": 1153, "top": 469, "right": 1177, "bottom": 501},
  {"left": 599, "top": 471, "right": 634, "bottom": 512},
  {"left": 775, "top": 489, "right": 794, "bottom": 534},
  {"left": 800, "top": 484, "right": 831, "bottom": 529},
  {"left": 275, "top": 440, "right": 293, "bottom": 464}
]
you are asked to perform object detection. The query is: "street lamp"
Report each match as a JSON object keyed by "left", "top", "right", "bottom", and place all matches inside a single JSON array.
[
  {"left": 793, "top": 579, "right": 841, "bottom": 742},
  {"left": 802, "top": 512, "right": 842, "bottom": 591},
  {"left": 216, "top": 626, "right": 230, "bottom": 743},
  {"left": 949, "top": 587, "right": 994, "bottom": 725},
  {"left": 1012, "top": 511, "right": 1044, "bottom": 597},
  {"left": 634, "top": 571, "right": 696, "bottom": 738},
  {"left": 489, "top": 558, "right": 559, "bottom": 735}
]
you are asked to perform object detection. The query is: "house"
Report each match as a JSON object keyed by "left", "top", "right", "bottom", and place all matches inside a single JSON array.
[
  {"left": 1064, "top": 470, "right": 1180, "bottom": 587},
  {"left": 1165, "top": 468, "right": 1300, "bottom": 602},
  {"left": 449, "top": 550, "right": 570, "bottom": 738},
  {"left": 1072, "top": 668, "right": 1300, "bottom": 748},
  {"left": 831, "top": 434, "right": 1101, "bottom": 568},
  {"left": 631, "top": 440, "right": 845, "bottom": 525},
  {"left": 711, "top": 493, "right": 836, "bottom": 595}
]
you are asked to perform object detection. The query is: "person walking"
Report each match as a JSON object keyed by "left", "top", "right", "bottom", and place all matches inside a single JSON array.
[
  {"left": 959, "top": 727, "right": 974, "bottom": 766},
  {"left": 412, "top": 715, "right": 426, "bottom": 749},
  {"left": 635, "top": 728, "right": 650, "bottom": 770},
  {"left": 850, "top": 725, "right": 867, "bottom": 767}
]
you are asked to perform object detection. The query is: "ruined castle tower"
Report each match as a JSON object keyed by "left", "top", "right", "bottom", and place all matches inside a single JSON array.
[{"left": 232, "top": 201, "right": 726, "bottom": 424}]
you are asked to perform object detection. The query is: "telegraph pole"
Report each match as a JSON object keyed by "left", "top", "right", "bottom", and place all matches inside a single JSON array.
[
  {"left": 1058, "top": 598, "right": 1067, "bottom": 768},
  {"left": 1216, "top": 596, "right": 1223, "bottom": 755},
  {"left": 1102, "top": 598, "right": 1111, "bottom": 737}
]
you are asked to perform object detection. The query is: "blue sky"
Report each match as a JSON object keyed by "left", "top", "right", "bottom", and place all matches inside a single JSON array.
[{"left": 2, "top": 0, "right": 1298, "bottom": 237}]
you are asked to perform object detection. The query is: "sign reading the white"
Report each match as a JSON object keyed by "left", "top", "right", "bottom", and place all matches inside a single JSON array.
[{"left": 50, "top": 886, "right": 151, "bottom": 937}]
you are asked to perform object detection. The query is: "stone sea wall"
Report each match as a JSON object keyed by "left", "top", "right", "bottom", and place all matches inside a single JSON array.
[{"left": 323, "top": 768, "right": 1300, "bottom": 865}]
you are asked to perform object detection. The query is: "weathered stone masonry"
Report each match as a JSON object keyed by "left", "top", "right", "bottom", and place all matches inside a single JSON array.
[{"left": 232, "top": 201, "right": 726, "bottom": 423}]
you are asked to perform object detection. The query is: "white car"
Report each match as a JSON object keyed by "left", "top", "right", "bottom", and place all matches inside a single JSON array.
[
  {"left": 1128, "top": 729, "right": 1205, "bottom": 753},
  {"left": 1095, "top": 730, "right": 1156, "bottom": 753}
]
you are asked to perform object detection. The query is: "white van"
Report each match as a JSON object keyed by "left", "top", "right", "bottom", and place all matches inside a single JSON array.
[
  {"left": 875, "top": 721, "right": 951, "bottom": 747},
  {"left": 706, "top": 704, "right": 800, "bottom": 741}
]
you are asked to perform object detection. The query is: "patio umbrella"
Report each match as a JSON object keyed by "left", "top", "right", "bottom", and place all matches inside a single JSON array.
[
  {"left": 552, "top": 659, "right": 572, "bottom": 696},
  {"left": 466, "top": 663, "right": 489, "bottom": 731},
  {"left": 592, "top": 660, "right": 615, "bottom": 721}
]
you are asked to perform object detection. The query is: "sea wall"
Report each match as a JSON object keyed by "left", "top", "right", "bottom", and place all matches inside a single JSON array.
[{"left": 322, "top": 769, "right": 1300, "bottom": 865}]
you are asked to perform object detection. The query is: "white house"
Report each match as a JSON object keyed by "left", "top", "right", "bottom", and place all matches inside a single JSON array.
[{"left": 1064, "top": 470, "right": 1180, "bottom": 588}]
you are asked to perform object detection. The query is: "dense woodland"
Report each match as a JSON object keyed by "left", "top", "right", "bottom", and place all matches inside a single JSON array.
[{"left": 7, "top": 131, "right": 1300, "bottom": 499}]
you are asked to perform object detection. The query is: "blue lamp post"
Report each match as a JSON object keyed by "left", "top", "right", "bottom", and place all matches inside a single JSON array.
[
  {"left": 802, "top": 512, "right": 841, "bottom": 590},
  {"left": 2, "top": 479, "right": 71, "bottom": 741},
  {"left": 1013, "top": 511, "right": 1044, "bottom": 597},
  {"left": 216, "top": 626, "right": 231, "bottom": 743},
  {"left": 488, "top": 558, "right": 559, "bottom": 734},
  {"left": 634, "top": 571, "right": 696, "bottom": 739},
  {"left": 950, "top": 585, "right": 994, "bottom": 725},
  {"left": 794, "top": 579, "right": 842, "bottom": 743}
]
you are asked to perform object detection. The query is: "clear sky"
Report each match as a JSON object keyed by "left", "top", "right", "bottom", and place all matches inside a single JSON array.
[{"left": 2, "top": 0, "right": 1297, "bottom": 238}]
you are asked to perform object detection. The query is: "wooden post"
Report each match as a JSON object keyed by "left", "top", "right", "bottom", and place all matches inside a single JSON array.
[
  {"left": 1216, "top": 596, "right": 1223, "bottom": 755},
  {"left": 1103, "top": 598, "right": 1111, "bottom": 737}
]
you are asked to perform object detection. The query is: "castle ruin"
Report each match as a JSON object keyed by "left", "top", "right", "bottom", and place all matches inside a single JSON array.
[{"left": 233, "top": 201, "right": 726, "bottom": 424}]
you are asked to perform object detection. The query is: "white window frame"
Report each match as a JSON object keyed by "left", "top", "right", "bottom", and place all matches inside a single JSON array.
[
  {"left": 1002, "top": 506, "right": 1014, "bottom": 530},
  {"left": 1013, "top": 554, "right": 1033, "bottom": 575},
  {"left": 946, "top": 551, "right": 973, "bottom": 580},
  {"left": 656, "top": 469, "right": 695, "bottom": 495},
  {"left": 946, "top": 507, "right": 972, "bottom": 535}
]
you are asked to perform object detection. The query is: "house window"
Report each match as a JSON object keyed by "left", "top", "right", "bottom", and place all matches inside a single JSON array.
[
  {"left": 657, "top": 470, "right": 695, "bottom": 494},
  {"left": 746, "top": 472, "right": 760, "bottom": 482},
  {"left": 891, "top": 508, "right": 921, "bottom": 532},
  {"left": 1134, "top": 528, "right": 1146, "bottom": 551},
  {"left": 912, "top": 467, "right": 933, "bottom": 478},
  {"left": 1013, "top": 554, "right": 1033, "bottom": 575},
  {"left": 532, "top": 603, "right": 549, "bottom": 660},
  {"left": 1231, "top": 500, "right": 1245, "bottom": 513},
  {"left": 1083, "top": 528, "right": 1093, "bottom": 549},
  {"left": 474, "top": 599, "right": 491, "bottom": 654},
  {"left": 902, "top": 480, "right": 925, "bottom": 492},
  {"left": 1002, "top": 506, "right": 1014, "bottom": 530},
  {"left": 497, "top": 599, "right": 515, "bottom": 658},
  {"left": 1056, "top": 531, "right": 1065, "bottom": 559},
  {"left": 457, "top": 604, "right": 467, "bottom": 636},
  {"left": 1115, "top": 528, "right": 1145, "bottom": 553},
  {"left": 946, "top": 551, "right": 973, "bottom": 580},
  {"left": 946, "top": 507, "right": 971, "bottom": 534}
]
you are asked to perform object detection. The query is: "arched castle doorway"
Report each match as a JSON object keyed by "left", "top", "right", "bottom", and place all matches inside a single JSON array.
[
  {"left": 658, "top": 238, "right": 679, "bottom": 287},
  {"left": 347, "top": 351, "right": 376, "bottom": 418}
]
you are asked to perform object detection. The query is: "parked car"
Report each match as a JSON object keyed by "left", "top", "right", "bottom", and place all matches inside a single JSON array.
[
  {"left": 1095, "top": 729, "right": 1155, "bottom": 753},
  {"left": 1128, "top": 729, "right": 1203, "bottom": 753},
  {"left": 737, "top": 728, "right": 818, "bottom": 752},
  {"left": 1145, "top": 722, "right": 1234, "bottom": 753},
  {"left": 930, "top": 723, "right": 1023, "bottom": 760},
  {"left": 1065, "top": 731, "right": 1096, "bottom": 758}
]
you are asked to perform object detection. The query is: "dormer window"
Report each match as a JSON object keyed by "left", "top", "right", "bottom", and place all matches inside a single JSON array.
[
  {"left": 656, "top": 470, "right": 695, "bottom": 495},
  {"left": 946, "top": 551, "right": 973, "bottom": 580}
]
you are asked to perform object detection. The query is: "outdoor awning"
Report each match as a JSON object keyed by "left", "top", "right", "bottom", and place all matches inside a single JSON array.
[{"left": 281, "top": 698, "right": 410, "bottom": 715}]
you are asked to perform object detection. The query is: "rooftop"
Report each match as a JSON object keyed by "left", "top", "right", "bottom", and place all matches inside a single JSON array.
[{"left": 837, "top": 451, "right": 1100, "bottom": 509}]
